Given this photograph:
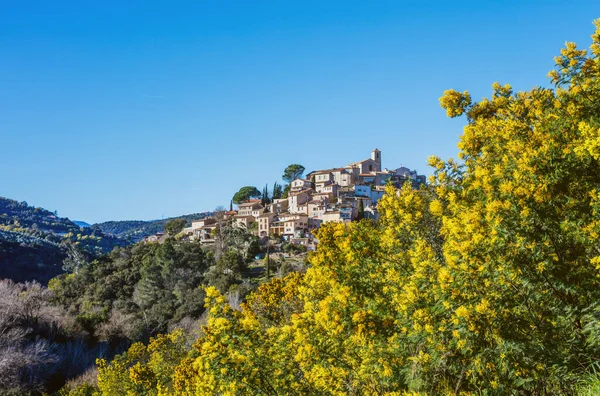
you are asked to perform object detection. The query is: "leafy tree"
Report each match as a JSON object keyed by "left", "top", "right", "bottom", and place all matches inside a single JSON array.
[
  {"left": 164, "top": 218, "right": 186, "bottom": 236},
  {"left": 206, "top": 250, "right": 247, "bottom": 293},
  {"left": 282, "top": 164, "right": 305, "bottom": 183},
  {"left": 232, "top": 186, "right": 261, "bottom": 205},
  {"left": 211, "top": 216, "right": 258, "bottom": 262}
]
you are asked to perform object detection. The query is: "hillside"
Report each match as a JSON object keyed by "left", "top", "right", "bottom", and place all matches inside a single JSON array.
[
  {"left": 0, "top": 197, "right": 128, "bottom": 283},
  {"left": 93, "top": 212, "right": 211, "bottom": 241},
  {"left": 0, "top": 229, "right": 66, "bottom": 283}
]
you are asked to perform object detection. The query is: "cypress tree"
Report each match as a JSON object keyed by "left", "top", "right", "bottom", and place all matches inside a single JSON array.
[{"left": 357, "top": 199, "right": 365, "bottom": 220}]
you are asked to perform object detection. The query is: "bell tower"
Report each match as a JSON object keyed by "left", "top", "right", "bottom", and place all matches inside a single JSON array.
[{"left": 371, "top": 148, "right": 381, "bottom": 170}]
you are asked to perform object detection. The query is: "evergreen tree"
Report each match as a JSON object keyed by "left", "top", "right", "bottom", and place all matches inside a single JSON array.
[
  {"left": 272, "top": 182, "right": 283, "bottom": 200},
  {"left": 282, "top": 164, "right": 305, "bottom": 183},
  {"left": 282, "top": 184, "right": 291, "bottom": 199},
  {"left": 356, "top": 198, "right": 364, "bottom": 220},
  {"left": 232, "top": 186, "right": 261, "bottom": 204},
  {"left": 261, "top": 184, "right": 271, "bottom": 206}
]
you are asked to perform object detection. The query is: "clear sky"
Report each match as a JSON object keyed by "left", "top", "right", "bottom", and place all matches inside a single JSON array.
[{"left": 2, "top": 1, "right": 599, "bottom": 223}]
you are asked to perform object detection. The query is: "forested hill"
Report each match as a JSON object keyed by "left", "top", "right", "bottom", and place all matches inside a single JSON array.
[
  {"left": 93, "top": 212, "right": 211, "bottom": 242},
  {"left": 0, "top": 196, "right": 128, "bottom": 283},
  {"left": 0, "top": 196, "right": 77, "bottom": 233}
]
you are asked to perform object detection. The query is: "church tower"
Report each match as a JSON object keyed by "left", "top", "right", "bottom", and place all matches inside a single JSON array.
[{"left": 371, "top": 148, "right": 381, "bottom": 170}]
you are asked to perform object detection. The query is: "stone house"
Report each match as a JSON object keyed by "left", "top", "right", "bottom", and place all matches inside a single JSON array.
[
  {"left": 268, "top": 199, "right": 289, "bottom": 214},
  {"left": 288, "top": 191, "right": 311, "bottom": 213},
  {"left": 282, "top": 213, "right": 309, "bottom": 238},
  {"left": 257, "top": 212, "right": 276, "bottom": 237},
  {"left": 308, "top": 201, "right": 326, "bottom": 218},
  {"left": 237, "top": 201, "right": 263, "bottom": 216},
  {"left": 290, "top": 178, "right": 312, "bottom": 193},
  {"left": 321, "top": 210, "right": 342, "bottom": 223}
]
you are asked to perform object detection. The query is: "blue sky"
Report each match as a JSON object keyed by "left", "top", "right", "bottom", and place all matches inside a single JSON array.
[{"left": 2, "top": 1, "right": 599, "bottom": 223}]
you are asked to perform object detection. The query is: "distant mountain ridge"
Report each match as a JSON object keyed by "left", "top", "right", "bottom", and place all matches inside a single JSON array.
[{"left": 93, "top": 212, "right": 212, "bottom": 242}]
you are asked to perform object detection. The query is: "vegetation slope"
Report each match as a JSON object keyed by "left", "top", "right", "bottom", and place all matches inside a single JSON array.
[
  {"left": 0, "top": 197, "right": 128, "bottom": 283},
  {"left": 0, "top": 216, "right": 269, "bottom": 395}
]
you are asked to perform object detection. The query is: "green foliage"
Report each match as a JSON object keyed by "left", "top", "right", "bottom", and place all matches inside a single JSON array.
[
  {"left": 577, "top": 362, "right": 600, "bottom": 396},
  {"left": 164, "top": 218, "right": 186, "bottom": 236},
  {"left": 0, "top": 196, "right": 129, "bottom": 284},
  {"left": 2, "top": 212, "right": 262, "bottom": 394},
  {"left": 282, "top": 164, "right": 305, "bottom": 183},
  {"left": 50, "top": 241, "right": 212, "bottom": 342},
  {"left": 206, "top": 250, "right": 248, "bottom": 293},
  {"left": 261, "top": 184, "right": 271, "bottom": 206},
  {"left": 356, "top": 198, "right": 365, "bottom": 220},
  {"left": 0, "top": 229, "right": 67, "bottom": 283},
  {"left": 282, "top": 242, "right": 307, "bottom": 254},
  {"left": 272, "top": 182, "right": 283, "bottom": 200},
  {"left": 281, "top": 183, "right": 291, "bottom": 199},
  {"left": 232, "top": 186, "right": 261, "bottom": 205}
]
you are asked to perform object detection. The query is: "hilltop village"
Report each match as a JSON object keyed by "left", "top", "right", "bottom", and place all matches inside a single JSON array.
[{"left": 149, "top": 149, "right": 425, "bottom": 249}]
